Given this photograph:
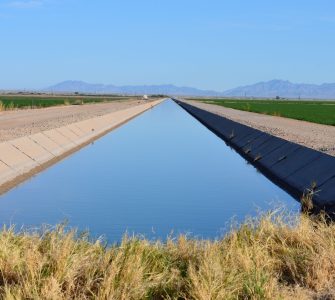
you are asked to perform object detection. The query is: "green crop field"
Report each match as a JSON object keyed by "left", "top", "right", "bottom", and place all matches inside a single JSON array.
[
  {"left": 197, "top": 99, "right": 335, "bottom": 126},
  {"left": 0, "top": 95, "right": 135, "bottom": 110}
]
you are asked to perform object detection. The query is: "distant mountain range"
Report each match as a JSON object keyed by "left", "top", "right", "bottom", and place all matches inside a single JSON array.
[
  {"left": 223, "top": 80, "right": 335, "bottom": 99},
  {"left": 45, "top": 81, "right": 221, "bottom": 97},
  {"left": 45, "top": 80, "right": 335, "bottom": 99}
]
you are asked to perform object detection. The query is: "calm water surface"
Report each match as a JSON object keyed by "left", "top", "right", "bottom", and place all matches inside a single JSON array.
[{"left": 0, "top": 100, "right": 299, "bottom": 241}]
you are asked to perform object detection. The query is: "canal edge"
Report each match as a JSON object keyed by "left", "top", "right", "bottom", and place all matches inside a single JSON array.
[
  {"left": 173, "top": 98, "right": 335, "bottom": 215},
  {"left": 0, "top": 99, "right": 165, "bottom": 195}
]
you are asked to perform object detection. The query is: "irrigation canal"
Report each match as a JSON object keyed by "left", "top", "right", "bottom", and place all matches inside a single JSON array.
[{"left": 0, "top": 99, "right": 299, "bottom": 241}]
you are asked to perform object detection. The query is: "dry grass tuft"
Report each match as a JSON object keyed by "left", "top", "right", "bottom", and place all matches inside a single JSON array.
[
  {"left": 1, "top": 212, "right": 335, "bottom": 299},
  {"left": 63, "top": 99, "right": 70, "bottom": 105},
  {"left": 0, "top": 101, "right": 16, "bottom": 111}
]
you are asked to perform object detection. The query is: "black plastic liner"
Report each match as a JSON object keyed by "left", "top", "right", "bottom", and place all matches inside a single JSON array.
[{"left": 174, "top": 99, "right": 335, "bottom": 214}]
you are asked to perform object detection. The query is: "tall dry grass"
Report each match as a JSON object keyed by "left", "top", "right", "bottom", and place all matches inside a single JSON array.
[
  {"left": 1, "top": 212, "right": 335, "bottom": 299},
  {"left": 63, "top": 99, "right": 71, "bottom": 106}
]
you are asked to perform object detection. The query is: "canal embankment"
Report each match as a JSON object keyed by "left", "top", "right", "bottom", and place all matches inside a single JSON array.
[
  {"left": 182, "top": 99, "right": 335, "bottom": 156},
  {"left": 174, "top": 99, "right": 335, "bottom": 214},
  {"left": 0, "top": 99, "right": 164, "bottom": 193},
  {"left": 0, "top": 99, "right": 153, "bottom": 142}
]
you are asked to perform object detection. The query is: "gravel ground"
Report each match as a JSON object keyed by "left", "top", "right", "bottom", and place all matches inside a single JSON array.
[
  {"left": 0, "top": 100, "right": 151, "bottom": 142},
  {"left": 184, "top": 100, "right": 335, "bottom": 157}
]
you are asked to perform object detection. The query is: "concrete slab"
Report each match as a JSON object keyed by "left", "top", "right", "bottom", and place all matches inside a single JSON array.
[
  {"left": 0, "top": 160, "right": 16, "bottom": 186},
  {"left": 43, "top": 129, "right": 75, "bottom": 151},
  {"left": 56, "top": 127, "right": 81, "bottom": 144},
  {"left": 9, "top": 136, "right": 54, "bottom": 164},
  {"left": 67, "top": 123, "right": 86, "bottom": 137},
  {"left": 29, "top": 133, "right": 64, "bottom": 156},
  {"left": 101, "top": 102, "right": 157, "bottom": 131},
  {"left": 101, "top": 114, "right": 122, "bottom": 127},
  {"left": 65, "top": 124, "right": 91, "bottom": 144},
  {"left": 94, "top": 117, "right": 110, "bottom": 130},
  {"left": 75, "top": 119, "right": 102, "bottom": 135},
  {"left": 0, "top": 142, "right": 38, "bottom": 173}
]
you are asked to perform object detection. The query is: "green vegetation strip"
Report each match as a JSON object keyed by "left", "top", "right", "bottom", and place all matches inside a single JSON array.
[
  {"left": 199, "top": 99, "right": 335, "bottom": 126},
  {"left": 0, "top": 95, "right": 133, "bottom": 110},
  {"left": 1, "top": 212, "right": 334, "bottom": 299}
]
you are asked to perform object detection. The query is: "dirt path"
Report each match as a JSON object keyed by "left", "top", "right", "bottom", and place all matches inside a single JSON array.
[
  {"left": 0, "top": 100, "right": 151, "bottom": 142},
  {"left": 184, "top": 100, "right": 335, "bottom": 156}
]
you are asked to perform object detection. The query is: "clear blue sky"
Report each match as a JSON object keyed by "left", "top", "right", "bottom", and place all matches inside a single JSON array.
[{"left": 1, "top": 0, "right": 334, "bottom": 91}]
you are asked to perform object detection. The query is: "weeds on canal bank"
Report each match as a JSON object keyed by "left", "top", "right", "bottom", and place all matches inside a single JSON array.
[{"left": 1, "top": 211, "right": 335, "bottom": 299}]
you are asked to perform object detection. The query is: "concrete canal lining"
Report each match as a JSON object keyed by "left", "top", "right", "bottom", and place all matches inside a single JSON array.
[
  {"left": 0, "top": 99, "right": 164, "bottom": 193},
  {"left": 174, "top": 99, "right": 335, "bottom": 214}
]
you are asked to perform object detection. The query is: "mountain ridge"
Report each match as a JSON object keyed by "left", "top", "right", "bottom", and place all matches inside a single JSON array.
[
  {"left": 45, "top": 81, "right": 222, "bottom": 97},
  {"left": 45, "top": 80, "right": 335, "bottom": 99},
  {"left": 223, "top": 79, "right": 335, "bottom": 99}
]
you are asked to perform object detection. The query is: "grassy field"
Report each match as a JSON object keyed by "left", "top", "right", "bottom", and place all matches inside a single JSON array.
[
  {"left": 197, "top": 99, "right": 335, "bottom": 126},
  {"left": 0, "top": 95, "right": 136, "bottom": 110},
  {"left": 1, "top": 211, "right": 334, "bottom": 299}
]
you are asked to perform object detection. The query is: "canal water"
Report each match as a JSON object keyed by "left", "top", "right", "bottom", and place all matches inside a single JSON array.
[{"left": 0, "top": 99, "right": 299, "bottom": 241}]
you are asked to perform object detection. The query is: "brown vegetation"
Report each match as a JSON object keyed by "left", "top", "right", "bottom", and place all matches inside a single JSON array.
[{"left": 1, "top": 211, "right": 335, "bottom": 299}]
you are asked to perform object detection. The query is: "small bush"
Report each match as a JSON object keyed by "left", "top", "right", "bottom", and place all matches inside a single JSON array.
[{"left": 73, "top": 99, "right": 84, "bottom": 105}]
